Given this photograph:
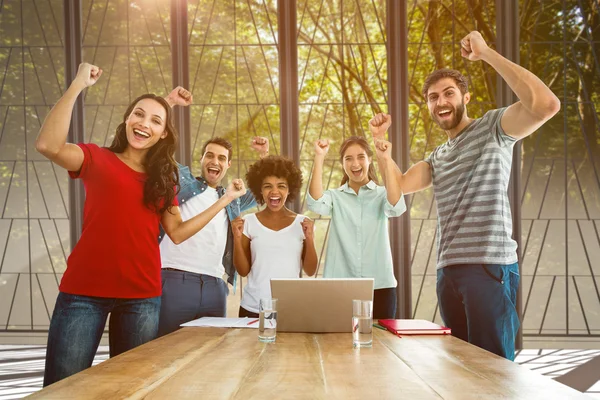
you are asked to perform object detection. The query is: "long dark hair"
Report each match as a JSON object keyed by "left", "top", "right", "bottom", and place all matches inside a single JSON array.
[
  {"left": 108, "top": 94, "right": 179, "bottom": 214},
  {"left": 339, "top": 136, "right": 379, "bottom": 186}
]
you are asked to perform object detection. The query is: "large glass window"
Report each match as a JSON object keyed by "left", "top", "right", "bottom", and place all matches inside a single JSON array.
[
  {"left": 0, "top": 0, "right": 66, "bottom": 330},
  {"left": 519, "top": 0, "right": 600, "bottom": 338},
  {"left": 1, "top": 1, "right": 599, "bottom": 344},
  {"left": 297, "top": 0, "right": 388, "bottom": 276},
  {"left": 407, "top": 0, "right": 498, "bottom": 325}
]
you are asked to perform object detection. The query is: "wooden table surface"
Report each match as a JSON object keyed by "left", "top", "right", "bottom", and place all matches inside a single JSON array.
[{"left": 31, "top": 327, "right": 588, "bottom": 399}]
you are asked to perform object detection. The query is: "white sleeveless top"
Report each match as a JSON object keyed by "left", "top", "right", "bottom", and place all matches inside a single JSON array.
[{"left": 240, "top": 213, "right": 306, "bottom": 313}]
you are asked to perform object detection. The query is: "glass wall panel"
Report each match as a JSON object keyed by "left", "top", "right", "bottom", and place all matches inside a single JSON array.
[
  {"left": 298, "top": 0, "right": 388, "bottom": 276},
  {"left": 188, "top": 0, "right": 280, "bottom": 315},
  {"left": 520, "top": 0, "right": 600, "bottom": 336},
  {"left": 0, "top": 0, "right": 66, "bottom": 330},
  {"left": 407, "top": 0, "right": 498, "bottom": 323}
]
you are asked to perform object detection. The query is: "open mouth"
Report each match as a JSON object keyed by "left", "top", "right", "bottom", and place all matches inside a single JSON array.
[
  {"left": 437, "top": 109, "right": 452, "bottom": 119},
  {"left": 351, "top": 168, "right": 363, "bottom": 178},
  {"left": 268, "top": 196, "right": 282, "bottom": 207},
  {"left": 206, "top": 166, "right": 220, "bottom": 179},
  {"left": 133, "top": 128, "right": 150, "bottom": 139}
]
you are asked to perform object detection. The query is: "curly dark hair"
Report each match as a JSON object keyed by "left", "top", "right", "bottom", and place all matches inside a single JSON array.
[
  {"left": 422, "top": 68, "right": 469, "bottom": 99},
  {"left": 245, "top": 156, "right": 303, "bottom": 206},
  {"left": 107, "top": 94, "right": 179, "bottom": 214}
]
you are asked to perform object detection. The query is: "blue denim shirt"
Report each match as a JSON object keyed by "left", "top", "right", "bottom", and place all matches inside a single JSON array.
[{"left": 158, "top": 164, "right": 256, "bottom": 289}]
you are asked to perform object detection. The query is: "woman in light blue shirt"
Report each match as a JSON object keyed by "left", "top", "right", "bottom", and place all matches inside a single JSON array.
[{"left": 307, "top": 114, "right": 406, "bottom": 319}]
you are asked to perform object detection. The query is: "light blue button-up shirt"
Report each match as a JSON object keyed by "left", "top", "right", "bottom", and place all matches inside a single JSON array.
[{"left": 307, "top": 180, "right": 406, "bottom": 289}]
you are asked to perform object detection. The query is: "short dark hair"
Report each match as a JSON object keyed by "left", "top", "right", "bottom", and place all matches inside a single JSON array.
[
  {"left": 422, "top": 68, "right": 469, "bottom": 99},
  {"left": 245, "top": 156, "right": 303, "bottom": 206},
  {"left": 201, "top": 137, "right": 233, "bottom": 161}
]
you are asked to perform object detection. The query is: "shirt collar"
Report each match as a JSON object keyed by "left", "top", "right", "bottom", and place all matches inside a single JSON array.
[
  {"left": 338, "top": 180, "right": 377, "bottom": 193},
  {"left": 196, "top": 175, "right": 224, "bottom": 194}
]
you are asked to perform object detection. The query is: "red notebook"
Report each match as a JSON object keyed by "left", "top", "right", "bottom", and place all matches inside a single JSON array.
[{"left": 378, "top": 319, "right": 451, "bottom": 335}]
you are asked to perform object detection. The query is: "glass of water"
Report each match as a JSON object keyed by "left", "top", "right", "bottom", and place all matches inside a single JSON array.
[
  {"left": 352, "top": 299, "right": 373, "bottom": 348},
  {"left": 259, "top": 298, "right": 278, "bottom": 343}
]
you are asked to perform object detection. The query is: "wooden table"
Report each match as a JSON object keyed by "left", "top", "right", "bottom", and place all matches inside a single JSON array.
[{"left": 31, "top": 328, "right": 588, "bottom": 399}]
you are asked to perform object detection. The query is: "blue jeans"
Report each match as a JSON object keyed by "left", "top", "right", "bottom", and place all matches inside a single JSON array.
[
  {"left": 437, "top": 263, "right": 520, "bottom": 361},
  {"left": 43, "top": 292, "right": 161, "bottom": 386},
  {"left": 157, "top": 269, "right": 229, "bottom": 337}
]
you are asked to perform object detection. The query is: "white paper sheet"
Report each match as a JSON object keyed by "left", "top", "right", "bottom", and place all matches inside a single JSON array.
[{"left": 180, "top": 317, "right": 259, "bottom": 329}]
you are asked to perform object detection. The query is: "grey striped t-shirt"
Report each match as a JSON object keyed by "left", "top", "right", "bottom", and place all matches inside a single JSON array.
[{"left": 424, "top": 107, "right": 518, "bottom": 269}]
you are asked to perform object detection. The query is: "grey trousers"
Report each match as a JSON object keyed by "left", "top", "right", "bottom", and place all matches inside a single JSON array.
[{"left": 157, "top": 269, "right": 229, "bottom": 337}]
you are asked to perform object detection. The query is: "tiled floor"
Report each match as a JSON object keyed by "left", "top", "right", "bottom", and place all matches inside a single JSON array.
[{"left": 0, "top": 346, "right": 599, "bottom": 398}]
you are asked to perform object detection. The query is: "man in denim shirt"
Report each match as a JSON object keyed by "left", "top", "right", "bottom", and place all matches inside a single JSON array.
[{"left": 157, "top": 129, "right": 268, "bottom": 336}]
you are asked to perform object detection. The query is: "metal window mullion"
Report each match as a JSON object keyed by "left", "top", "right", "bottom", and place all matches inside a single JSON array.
[
  {"left": 387, "top": 0, "right": 411, "bottom": 318},
  {"left": 278, "top": 0, "right": 300, "bottom": 212},
  {"left": 171, "top": 0, "right": 191, "bottom": 166},
  {"left": 64, "top": 0, "right": 85, "bottom": 251},
  {"left": 496, "top": 0, "right": 523, "bottom": 350}
]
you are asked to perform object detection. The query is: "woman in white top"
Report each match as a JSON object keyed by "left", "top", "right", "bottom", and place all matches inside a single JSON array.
[{"left": 232, "top": 156, "right": 318, "bottom": 317}]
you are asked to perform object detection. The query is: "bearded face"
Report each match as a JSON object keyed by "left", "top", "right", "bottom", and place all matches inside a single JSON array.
[{"left": 431, "top": 99, "right": 466, "bottom": 130}]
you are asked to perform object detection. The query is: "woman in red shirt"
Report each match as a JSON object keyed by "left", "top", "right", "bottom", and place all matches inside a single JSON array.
[{"left": 36, "top": 63, "right": 246, "bottom": 386}]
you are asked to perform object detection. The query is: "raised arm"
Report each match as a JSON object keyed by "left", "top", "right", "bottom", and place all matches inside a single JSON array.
[
  {"left": 35, "top": 63, "right": 102, "bottom": 171},
  {"left": 308, "top": 139, "right": 330, "bottom": 200},
  {"left": 161, "top": 179, "right": 246, "bottom": 244},
  {"left": 369, "top": 113, "right": 391, "bottom": 184},
  {"left": 369, "top": 113, "right": 431, "bottom": 195},
  {"left": 232, "top": 217, "right": 252, "bottom": 277},
  {"left": 300, "top": 218, "right": 318, "bottom": 276},
  {"left": 373, "top": 138, "right": 402, "bottom": 204},
  {"left": 460, "top": 31, "right": 560, "bottom": 140}
]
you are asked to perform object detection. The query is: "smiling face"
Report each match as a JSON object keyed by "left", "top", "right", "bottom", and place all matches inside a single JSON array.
[
  {"left": 342, "top": 144, "right": 371, "bottom": 187},
  {"left": 261, "top": 176, "right": 289, "bottom": 212},
  {"left": 426, "top": 77, "right": 470, "bottom": 131},
  {"left": 200, "top": 143, "right": 231, "bottom": 187},
  {"left": 124, "top": 98, "right": 168, "bottom": 151}
]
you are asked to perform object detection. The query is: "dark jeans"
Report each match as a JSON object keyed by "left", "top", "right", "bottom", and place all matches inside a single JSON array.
[
  {"left": 374, "top": 287, "right": 397, "bottom": 319},
  {"left": 44, "top": 292, "right": 160, "bottom": 386},
  {"left": 158, "top": 269, "right": 229, "bottom": 337},
  {"left": 239, "top": 306, "right": 259, "bottom": 318},
  {"left": 437, "top": 263, "right": 520, "bottom": 361}
]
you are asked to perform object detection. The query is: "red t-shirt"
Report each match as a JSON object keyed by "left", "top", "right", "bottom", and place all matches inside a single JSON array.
[{"left": 60, "top": 143, "right": 178, "bottom": 298}]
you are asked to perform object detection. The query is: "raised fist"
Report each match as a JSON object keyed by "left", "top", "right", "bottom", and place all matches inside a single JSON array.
[
  {"left": 75, "top": 63, "right": 102, "bottom": 88},
  {"left": 226, "top": 179, "right": 247, "bottom": 200},
  {"left": 374, "top": 138, "right": 392, "bottom": 160},
  {"left": 314, "top": 139, "right": 330, "bottom": 156},
  {"left": 231, "top": 217, "right": 244, "bottom": 239},
  {"left": 301, "top": 217, "right": 315, "bottom": 240},
  {"left": 369, "top": 113, "right": 391, "bottom": 140},
  {"left": 251, "top": 136, "right": 269, "bottom": 157},
  {"left": 165, "top": 86, "right": 193, "bottom": 107},
  {"left": 460, "top": 31, "right": 490, "bottom": 61}
]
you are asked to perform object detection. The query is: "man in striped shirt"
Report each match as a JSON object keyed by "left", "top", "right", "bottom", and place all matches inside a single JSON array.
[{"left": 384, "top": 31, "right": 560, "bottom": 360}]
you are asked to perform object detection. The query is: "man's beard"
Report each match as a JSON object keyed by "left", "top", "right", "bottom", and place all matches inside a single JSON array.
[{"left": 432, "top": 101, "right": 465, "bottom": 130}]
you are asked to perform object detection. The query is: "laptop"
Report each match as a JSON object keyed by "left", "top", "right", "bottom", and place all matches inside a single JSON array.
[{"left": 270, "top": 278, "right": 374, "bottom": 333}]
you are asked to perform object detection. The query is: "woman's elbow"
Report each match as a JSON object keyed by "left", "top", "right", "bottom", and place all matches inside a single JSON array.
[
  {"left": 35, "top": 139, "right": 57, "bottom": 159},
  {"left": 166, "top": 231, "right": 184, "bottom": 245}
]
